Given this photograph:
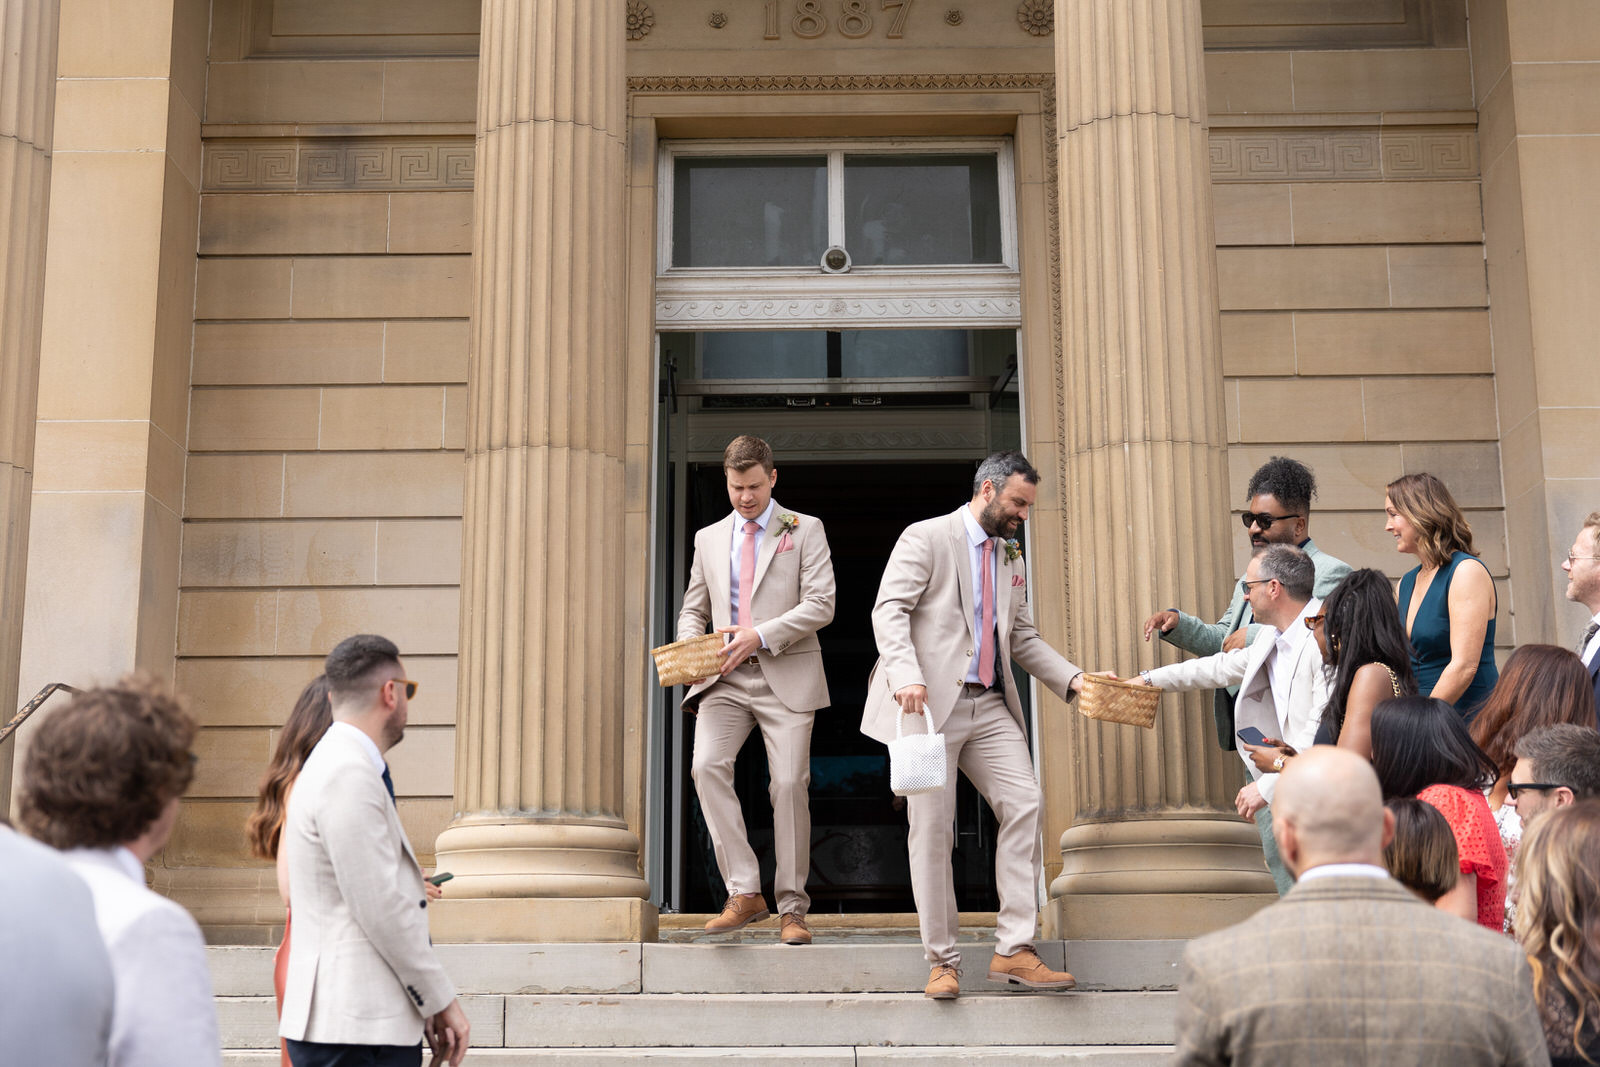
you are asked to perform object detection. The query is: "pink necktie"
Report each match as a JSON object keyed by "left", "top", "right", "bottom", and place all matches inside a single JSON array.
[
  {"left": 738, "top": 520, "right": 759, "bottom": 628},
  {"left": 979, "top": 539, "right": 996, "bottom": 688}
]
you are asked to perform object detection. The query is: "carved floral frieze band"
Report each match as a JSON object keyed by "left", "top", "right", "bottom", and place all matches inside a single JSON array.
[
  {"left": 655, "top": 296, "right": 1022, "bottom": 327},
  {"left": 203, "top": 139, "right": 476, "bottom": 192},
  {"left": 689, "top": 429, "right": 988, "bottom": 453}
]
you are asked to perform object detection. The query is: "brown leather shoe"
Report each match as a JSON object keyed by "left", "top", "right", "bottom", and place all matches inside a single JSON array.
[
  {"left": 924, "top": 963, "right": 961, "bottom": 1000},
  {"left": 987, "top": 947, "right": 1077, "bottom": 990},
  {"left": 780, "top": 912, "right": 812, "bottom": 945},
  {"left": 704, "top": 893, "right": 770, "bottom": 934}
]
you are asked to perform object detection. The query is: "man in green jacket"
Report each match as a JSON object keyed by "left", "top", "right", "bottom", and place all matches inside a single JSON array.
[{"left": 1142, "top": 456, "right": 1351, "bottom": 893}]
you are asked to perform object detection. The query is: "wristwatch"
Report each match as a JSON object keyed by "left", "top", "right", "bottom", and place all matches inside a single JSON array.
[{"left": 1271, "top": 755, "right": 1287, "bottom": 772}]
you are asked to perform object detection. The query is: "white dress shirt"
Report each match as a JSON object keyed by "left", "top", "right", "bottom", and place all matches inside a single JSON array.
[
  {"left": 1298, "top": 862, "right": 1390, "bottom": 884},
  {"left": 65, "top": 846, "right": 221, "bottom": 1067},
  {"left": 1582, "top": 610, "right": 1600, "bottom": 667},
  {"left": 959, "top": 505, "right": 1000, "bottom": 684},
  {"left": 1267, "top": 597, "right": 1320, "bottom": 729},
  {"left": 729, "top": 499, "right": 776, "bottom": 650}
]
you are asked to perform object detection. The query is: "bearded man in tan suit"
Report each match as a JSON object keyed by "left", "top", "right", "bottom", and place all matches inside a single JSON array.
[
  {"left": 678, "top": 435, "right": 836, "bottom": 944},
  {"left": 862, "top": 451, "right": 1085, "bottom": 999}
]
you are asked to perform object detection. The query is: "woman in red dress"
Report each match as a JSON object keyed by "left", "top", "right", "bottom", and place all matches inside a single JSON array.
[
  {"left": 245, "top": 676, "right": 333, "bottom": 1067},
  {"left": 1371, "top": 695, "right": 1507, "bottom": 931}
]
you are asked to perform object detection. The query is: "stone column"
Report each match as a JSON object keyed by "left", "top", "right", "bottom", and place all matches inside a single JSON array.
[
  {"left": 1045, "top": 0, "right": 1277, "bottom": 938},
  {"left": 0, "top": 0, "right": 61, "bottom": 808},
  {"left": 431, "top": 0, "right": 654, "bottom": 942}
]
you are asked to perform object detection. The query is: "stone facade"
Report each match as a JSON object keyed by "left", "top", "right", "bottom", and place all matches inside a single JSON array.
[{"left": 2, "top": 0, "right": 1595, "bottom": 941}]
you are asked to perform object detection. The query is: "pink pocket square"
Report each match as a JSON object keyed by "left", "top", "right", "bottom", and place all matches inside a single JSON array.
[
  {"left": 776, "top": 532, "right": 794, "bottom": 553},
  {"left": 1012, "top": 574, "right": 1025, "bottom": 586}
]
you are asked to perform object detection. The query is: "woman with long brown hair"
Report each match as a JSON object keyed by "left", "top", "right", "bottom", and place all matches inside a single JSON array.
[
  {"left": 1515, "top": 798, "right": 1600, "bottom": 1064},
  {"left": 1385, "top": 473, "right": 1498, "bottom": 719},
  {"left": 1471, "top": 644, "right": 1599, "bottom": 931},
  {"left": 246, "top": 675, "right": 332, "bottom": 1067}
]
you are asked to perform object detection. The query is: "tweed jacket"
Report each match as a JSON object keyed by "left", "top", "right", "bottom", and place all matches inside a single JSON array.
[
  {"left": 1161, "top": 537, "right": 1351, "bottom": 750},
  {"left": 279, "top": 724, "right": 455, "bottom": 1046},
  {"left": 1173, "top": 874, "right": 1550, "bottom": 1066},
  {"left": 676, "top": 502, "right": 836, "bottom": 713},
  {"left": 860, "top": 507, "right": 1081, "bottom": 744},
  {"left": 1146, "top": 613, "right": 1327, "bottom": 805}
]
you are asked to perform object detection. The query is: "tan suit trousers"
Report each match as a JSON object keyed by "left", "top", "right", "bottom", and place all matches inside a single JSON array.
[
  {"left": 691, "top": 662, "right": 813, "bottom": 916},
  {"left": 907, "top": 686, "right": 1042, "bottom": 966}
]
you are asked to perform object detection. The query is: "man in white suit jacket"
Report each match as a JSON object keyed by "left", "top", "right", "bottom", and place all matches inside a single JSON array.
[
  {"left": 1135, "top": 544, "right": 1328, "bottom": 894},
  {"left": 862, "top": 451, "right": 1084, "bottom": 999},
  {"left": 678, "top": 435, "right": 835, "bottom": 943},
  {"left": 280, "top": 634, "right": 469, "bottom": 1067}
]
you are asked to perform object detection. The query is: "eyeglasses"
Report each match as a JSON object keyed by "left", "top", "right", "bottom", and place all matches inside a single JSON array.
[
  {"left": 387, "top": 678, "right": 419, "bottom": 700},
  {"left": 1239, "top": 578, "right": 1274, "bottom": 595},
  {"left": 1241, "top": 511, "right": 1303, "bottom": 531},
  {"left": 1506, "top": 782, "right": 1563, "bottom": 800},
  {"left": 1302, "top": 613, "right": 1325, "bottom": 630},
  {"left": 1567, "top": 554, "right": 1600, "bottom": 566}
]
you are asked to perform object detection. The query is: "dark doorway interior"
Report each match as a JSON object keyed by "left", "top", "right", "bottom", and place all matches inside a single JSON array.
[{"left": 672, "top": 460, "right": 1015, "bottom": 914}]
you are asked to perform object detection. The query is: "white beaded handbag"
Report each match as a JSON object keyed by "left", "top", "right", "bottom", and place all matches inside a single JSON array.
[{"left": 889, "top": 709, "right": 948, "bottom": 797}]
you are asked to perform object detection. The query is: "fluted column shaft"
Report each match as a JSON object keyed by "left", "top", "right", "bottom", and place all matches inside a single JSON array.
[
  {"left": 433, "top": 0, "right": 652, "bottom": 941},
  {"left": 1046, "top": 0, "right": 1275, "bottom": 936},
  {"left": 0, "top": 0, "right": 60, "bottom": 808}
]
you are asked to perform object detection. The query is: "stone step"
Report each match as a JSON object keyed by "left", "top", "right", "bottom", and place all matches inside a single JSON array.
[
  {"left": 208, "top": 939, "right": 1183, "bottom": 998},
  {"left": 217, "top": 991, "right": 1176, "bottom": 1051},
  {"left": 225, "top": 1046, "right": 1174, "bottom": 1066}
]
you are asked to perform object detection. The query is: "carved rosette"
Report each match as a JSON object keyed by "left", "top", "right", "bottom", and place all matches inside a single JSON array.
[
  {"left": 627, "top": 1, "right": 654, "bottom": 39},
  {"left": 1017, "top": 0, "right": 1052, "bottom": 35}
]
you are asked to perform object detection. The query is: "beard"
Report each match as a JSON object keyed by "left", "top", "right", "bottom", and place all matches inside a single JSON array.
[{"left": 979, "top": 499, "right": 1022, "bottom": 539}]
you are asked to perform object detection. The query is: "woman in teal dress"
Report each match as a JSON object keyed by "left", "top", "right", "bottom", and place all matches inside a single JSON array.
[{"left": 1386, "top": 473, "right": 1499, "bottom": 720}]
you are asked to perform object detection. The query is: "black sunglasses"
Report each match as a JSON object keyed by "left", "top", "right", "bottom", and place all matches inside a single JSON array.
[
  {"left": 1241, "top": 511, "right": 1303, "bottom": 531},
  {"left": 1506, "top": 782, "right": 1563, "bottom": 800}
]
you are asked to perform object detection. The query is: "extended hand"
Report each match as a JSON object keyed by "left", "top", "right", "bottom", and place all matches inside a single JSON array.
[
  {"left": 1143, "top": 610, "right": 1178, "bottom": 642},
  {"left": 1235, "top": 781, "right": 1267, "bottom": 819},
  {"left": 895, "top": 684, "right": 929, "bottom": 716},
  {"left": 1221, "top": 626, "right": 1249, "bottom": 653},
  {"left": 715, "top": 625, "right": 763, "bottom": 675}
]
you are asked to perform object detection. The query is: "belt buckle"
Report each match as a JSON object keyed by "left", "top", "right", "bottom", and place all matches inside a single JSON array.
[{"left": 744, "top": 655, "right": 760, "bottom": 667}]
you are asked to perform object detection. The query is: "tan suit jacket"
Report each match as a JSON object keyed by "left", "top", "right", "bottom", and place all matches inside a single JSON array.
[
  {"left": 861, "top": 507, "right": 1082, "bottom": 744},
  {"left": 676, "top": 503, "right": 835, "bottom": 713},
  {"left": 1174, "top": 874, "right": 1549, "bottom": 1066},
  {"left": 279, "top": 724, "right": 455, "bottom": 1046}
]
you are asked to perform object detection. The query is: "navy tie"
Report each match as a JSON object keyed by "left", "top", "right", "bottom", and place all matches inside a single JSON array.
[{"left": 381, "top": 764, "right": 396, "bottom": 805}]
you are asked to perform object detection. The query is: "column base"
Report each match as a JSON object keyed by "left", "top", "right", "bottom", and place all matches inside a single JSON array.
[
  {"left": 433, "top": 817, "right": 652, "bottom": 899},
  {"left": 1044, "top": 816, "right": 1277, "bottom": 939},
  {"left": 429, "top": 896, "right": 659, "bottom": 943}
]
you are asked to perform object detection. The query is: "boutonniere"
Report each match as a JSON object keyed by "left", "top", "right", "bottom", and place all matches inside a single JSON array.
[
  {"left": 1003, "top": 538, "right": 1022, "bottom": 562},
  {"left": 774, "top": 513, "right": 799, "bottom": 537}
]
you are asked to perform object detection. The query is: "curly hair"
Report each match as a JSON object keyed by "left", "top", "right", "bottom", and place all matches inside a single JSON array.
[
  {"left": 1386, "top": 472, "right": 1477, "bottom": 570},
  {"left": 19, "top": 675, "right": 197, "bottom": 849},
  {"left": 1515, "top": 799, "right": 1600, "bottom": 1063},
  {"left": 1470, "top": 645, "right": 1596, "bottom": 780},
  {"left": 245, "top": 675, "right": 332, "bottom": 860},
  {"left": 1245, "top": 456, "right": 1317, "bottom": 515}
]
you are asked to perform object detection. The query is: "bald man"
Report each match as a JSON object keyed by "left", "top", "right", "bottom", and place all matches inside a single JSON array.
[{"left": 1174, "top": 748, "right": 1549, "bottom": 1067}]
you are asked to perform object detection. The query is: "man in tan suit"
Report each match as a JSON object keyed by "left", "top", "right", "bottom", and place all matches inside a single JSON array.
[
  {"left": 280, "top": 634, "right": 469, "bottom": 1067},
  {"left": 678, "top": 435, "right": 835, "bottom": 944},
  {"left": 862, "top": 451, "right": 1084, "bottom": 999},
  {"left": 1174, "top": 747, "right": 1548, "bottom": 1066}
]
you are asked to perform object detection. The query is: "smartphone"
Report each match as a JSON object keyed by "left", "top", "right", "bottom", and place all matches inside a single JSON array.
[
  {"left": 427, "top": 871, "right": 454, "bottom": 886},
  {"left": 1236, "top": 727, "right": 1269, "bottom": 747}
]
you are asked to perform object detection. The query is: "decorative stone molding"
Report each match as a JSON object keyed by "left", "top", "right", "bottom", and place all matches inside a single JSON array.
[
  {"left": 656, "top": 295, "right": 1022, "bottom": 328},
  {"left": 708, "top": 10, "right": 727, "bottom": 28},
  {"left": 688, "top": 427, "right": 988, "bottom": 453},
  {"left": 1017, "top": 0, "right": 1052, "bottom": 35},
  {"left": 628, "top": 72, "right": 1051, "bottom": 94},
  {"left": 203, "top": 139, "right": 475, "bottom": 191},
  {"left": 1208, "top": 128, "right": 1478, "bottom": 182}
]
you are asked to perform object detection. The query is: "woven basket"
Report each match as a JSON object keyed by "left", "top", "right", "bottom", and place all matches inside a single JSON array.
[
  {"left": 650, "top": 633, "right": 725, "bottom": 688},
  {"left": 1078, "top": 674, "right": 1160, "bottom": 729}
]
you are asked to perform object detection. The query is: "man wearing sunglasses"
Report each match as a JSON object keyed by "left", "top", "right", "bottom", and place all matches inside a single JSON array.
[
  {"left": 279, "top": 634, "right": 470, "bottom": 1067},
  {"left": 1506, "top": 724, "right": 1600, "bottom": 826},
  {"left": 1142, "top": 456, "right": 1349, "bottom": 755}
]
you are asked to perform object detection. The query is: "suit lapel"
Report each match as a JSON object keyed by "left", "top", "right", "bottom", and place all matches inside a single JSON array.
[
  {"left": 996, "top": 542, "right": 1014, "bottom": 641},
  {"left": 951, "top": 512, "right": 977, "bottom": 643},
  {"left": 707, "top": 517, "right": 735, "bottom": 612}
]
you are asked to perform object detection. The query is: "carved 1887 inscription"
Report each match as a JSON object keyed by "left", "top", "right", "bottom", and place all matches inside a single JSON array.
[{"left": 764, "top": 0, "right": 914, "bottom": 40}]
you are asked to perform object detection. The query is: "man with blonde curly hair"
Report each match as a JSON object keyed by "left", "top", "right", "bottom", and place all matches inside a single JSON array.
[{"left": 19, "top": 676, "right": 219, "bottom": 1067}]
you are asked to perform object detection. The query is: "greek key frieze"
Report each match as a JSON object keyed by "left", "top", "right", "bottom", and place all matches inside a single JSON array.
[
  {"left": 203, "top": 140, "right": 476, "bottom": 192},
  {"left": 1209, "top": 129, "right": 1477, "bottom": 182}
]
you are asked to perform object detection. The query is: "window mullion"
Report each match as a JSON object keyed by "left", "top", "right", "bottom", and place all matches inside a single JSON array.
[{"left": 827, "top": 150, "right": 846, "bottom": 251}]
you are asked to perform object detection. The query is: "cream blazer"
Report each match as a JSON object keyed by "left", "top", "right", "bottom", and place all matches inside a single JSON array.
[
  {"left": 278, "top": 725, "right": 455, "bottom": 1046},
  {"left": 1145, "top": 615, "right": 1328, "bottom": 804},
  {"left": 676, "top": 503, "right": 836, "bottom": 713},
  {"left": 860, "top": 507, "right": 1082, "bottom": 745}
]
